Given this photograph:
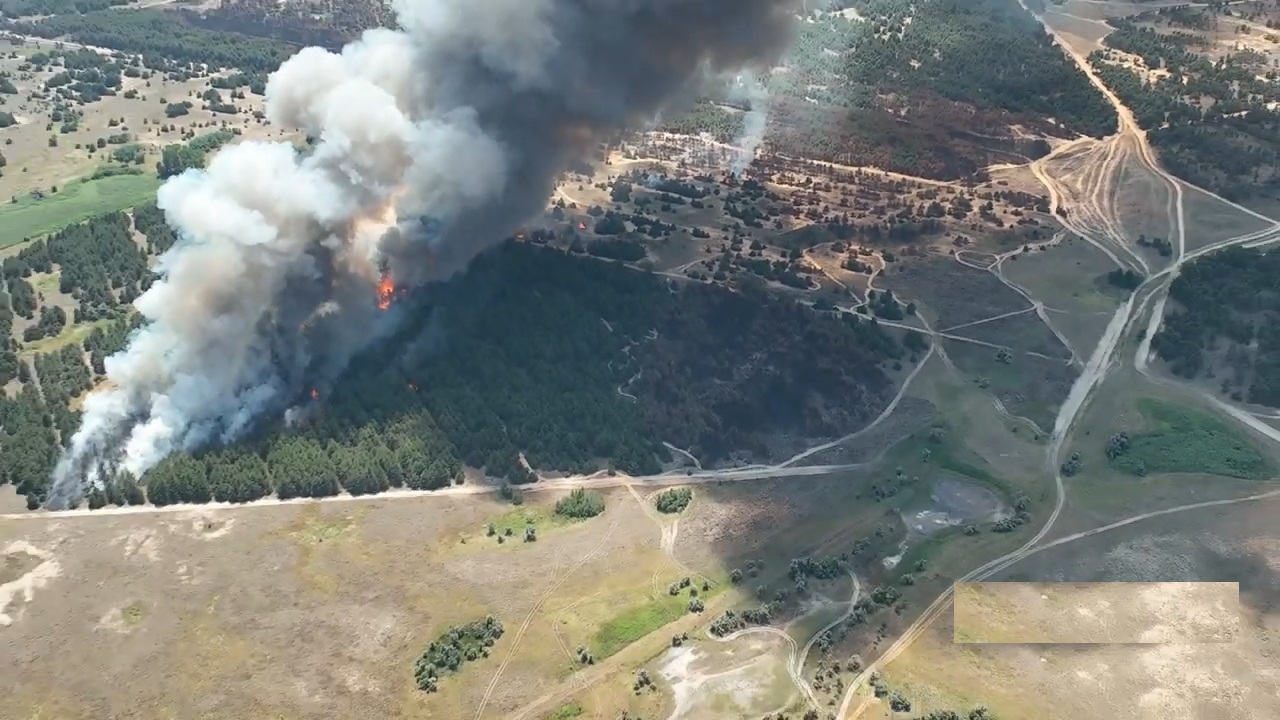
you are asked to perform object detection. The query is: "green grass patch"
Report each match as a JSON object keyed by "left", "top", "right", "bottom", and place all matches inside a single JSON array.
[
  {"left": 0, "top": 173, "right": 160, "bottom": 248},
  {"left": 592, "top": 595, "right": 687, "bottom": 659},
  {"left": 481, "top": 506, "right": 581, "bottom": 543},
  {"left": 122, "top": 601, "right": 148, "bottom": 626},
  {"left": 20, "top": 317, "right": 115, "bottom": 357},
  {"left": 544, "top": 702, "right": 584, "bottom": 720},
  {"left": 589, "top": 577, "right": 722, "bottom": 659},
  {"left": 1108, "top": 399, "right": 1271, "bottom": 479},
  {"left": 886, "top": 424, "right": 1022, "bottom": 503}
]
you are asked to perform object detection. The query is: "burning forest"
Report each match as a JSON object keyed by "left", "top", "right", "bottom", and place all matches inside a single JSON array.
[{"left": 43, "top": 0, "right": 806, "bottom": 508}]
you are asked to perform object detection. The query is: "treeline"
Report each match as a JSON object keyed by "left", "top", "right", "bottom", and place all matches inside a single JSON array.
[
  {"left": 413, "top": 616, "right": 504, "bottom": 693},
  {"left": 0, "top": 0, "right": 123, "bottom": 18},
  {"left": 321, "top": 242, "right": 907, "bottom": 474},
  {"left": 1152, "top": 247, "right": 1280, "bottom": 407},
  {"left": 0, "top": 286, "right": 15, "bottom": 384},
  {"left": 664, "top": 0, "right": 1114, "bottom": 179},
  {"left": 156, "top": 128, "right": 236, "bottom": 178},
  {"left": 133, "top": 200, "right": 177, "bottom": 254},
  {"left": 71, "top": 411, "right": 465, "bottom": 509},
  {"left": 14, "top": 9, "right": 297, "bottom": 72},
  {"left": 658, "top": 102, "right": 743, "bottom": 142}
]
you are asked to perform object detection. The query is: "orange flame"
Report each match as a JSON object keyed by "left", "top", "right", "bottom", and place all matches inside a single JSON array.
[
  {"left": 377, "top": 274, "right": 395, "bottom": 310},
  {"left": 310, "top": 388, "right": 319, "bottom": 401},
  {"left": 578, "top": 221, "right": 587, "bottom": 230},
  {"left": 515, "top": 231, "right": 526, "bottom": 240}
]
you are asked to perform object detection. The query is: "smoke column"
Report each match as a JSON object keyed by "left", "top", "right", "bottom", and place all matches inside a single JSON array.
[
  {"left": 729, "top": 71, "right": 770, "bottom": 175},
  {"left": 44, "top": 0, "right": 804, "bottom": 508}
]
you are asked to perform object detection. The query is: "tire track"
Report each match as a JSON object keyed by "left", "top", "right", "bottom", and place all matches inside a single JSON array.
[{"left": 472, "top": 511, "right": 621, "bottom": 720}]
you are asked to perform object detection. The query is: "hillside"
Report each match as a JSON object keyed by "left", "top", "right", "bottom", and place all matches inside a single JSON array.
[{"left": 2, "top": 240, "right": 915, "bottom": 508}]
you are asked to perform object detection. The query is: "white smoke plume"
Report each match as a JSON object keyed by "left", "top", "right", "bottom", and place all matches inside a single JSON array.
[
  {"left": 729, "top": 70, "right": 770, "bottom": 175},
  {"left": 45, "top": 0, "right": 804, "bottom": 508}
]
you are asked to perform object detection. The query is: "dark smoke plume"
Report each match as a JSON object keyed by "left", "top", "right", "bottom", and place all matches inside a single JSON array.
[{"left": 46, "top": 0, "right": 803, "bottom": 507}]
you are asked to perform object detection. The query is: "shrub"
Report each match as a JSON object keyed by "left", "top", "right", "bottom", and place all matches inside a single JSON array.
[
  {"left": 654, "top": 487, "right": 692, "bottom": 514},
  {"left": 554, "top": 488, "right": 605, "bottom": 519}
]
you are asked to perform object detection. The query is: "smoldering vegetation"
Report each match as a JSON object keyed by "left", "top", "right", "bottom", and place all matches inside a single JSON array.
[{"left": 46, "top": 0, "right": 806, "bottom": 508}]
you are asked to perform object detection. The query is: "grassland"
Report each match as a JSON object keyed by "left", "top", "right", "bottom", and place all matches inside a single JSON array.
[
  {"left": 943, "top": 340, "right": 1076, "bottom": 434},
  {"left": 544, "top": 702, "right": 584, "bottom": 719},
  {"left": 0, "top": 172, "right": 160, "bottom": 248},
  {"left": 593, "top": 594, "right": 688, "bottom": 659},
  {"left": 1109, "top": 398, "right": 1271, "bottom": 480},
  {"left": 18, "top": 316, "right": 116, "bottom": 357}
]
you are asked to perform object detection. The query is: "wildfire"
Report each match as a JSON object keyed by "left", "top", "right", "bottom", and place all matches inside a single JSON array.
[
  {"left": 377, "top": 274, "right": 396, "bottom": 310},
  {"left": 310, "top": 388, "right": 319, "bottom": 401},
  {"left": 578, "top": 221, "right": 587, "bottom": 230},
  {"left": 407, "top": 382, "right": 419, "bottom": 391}
]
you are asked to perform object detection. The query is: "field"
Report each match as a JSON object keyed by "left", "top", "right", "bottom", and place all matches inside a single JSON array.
[
  {"left": 1112, "top": 140, "right": 1176, "bottom": 254},
  {"left": 1002, "top": 247, "right": 1121, "bottom": 354},
  {"left": 880, "top": 256, "right": 1032, "bottom": 330},
  {"left": 880, "top": 498, "right": 1280, "bottom": 720},
  {"left": 1107, "top": 399, "right": 1272, "bottom": 480},
  {"left": 956, "top": 311, "right": 1073, "bottom": 361},
  {"left": 1178, "top": 182, "right": 1274, "bottom": 254},
  {"left": 952, "top": 581, "right": 1240, "bottom": 644},
  {"left": 1054, "top": 361, "right": 1280, "bottom": 532},
  {"left": 0, "top": 338, "right": 1070, "bottom": 720},
  {"left": 942, "top": 340, "right": 1076, "bottom": 435},
  {"left": 0, "top": 172, "right": 160, "bottom": 248},
  {"left": 0, "top": 461, "right": 956, "bottom": 720}
]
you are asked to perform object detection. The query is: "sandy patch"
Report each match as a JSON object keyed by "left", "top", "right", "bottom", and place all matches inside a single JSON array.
[{"left": 0, "top": 541, "right": 61, "bottom": 626}]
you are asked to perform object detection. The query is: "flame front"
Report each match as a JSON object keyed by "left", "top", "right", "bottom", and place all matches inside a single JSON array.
[
  {"left": 310, "top": 388, "right": 319, "bottom": 401},
  {"left": 377, "top": 275, "right": 395, "bottom": 310}
]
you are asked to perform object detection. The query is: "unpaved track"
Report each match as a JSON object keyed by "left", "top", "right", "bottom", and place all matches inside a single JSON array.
[
  {"left": 472, "top": 511, "right": 622, "bottom": 720},
  {"left": 706, "top": 570, "right": 862, "bottom": 712},
  {"left": 795, "top": 572, "right": 861, "bottom": 694}
]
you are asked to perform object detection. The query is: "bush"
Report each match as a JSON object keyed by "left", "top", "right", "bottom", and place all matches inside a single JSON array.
[
  {"left": 654, "top": 487, "right": 692, "bottom": 514},
  {"left": 413, "top": 616, "right": 503, "bottom": 692},
  {"left": 554, "top": 487, "right": 605, "bottom": 519}
]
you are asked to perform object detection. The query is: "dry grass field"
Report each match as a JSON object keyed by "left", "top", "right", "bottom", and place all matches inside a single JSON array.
[
  {"left": 953, "top": 581, "right": 1240, "bottom": 644},
  {"left": 880, "top": 499, "right": 1280, "bottom": 720},
  {"left": 0, "top": 466, "right": 934, "bottom": 720}
]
